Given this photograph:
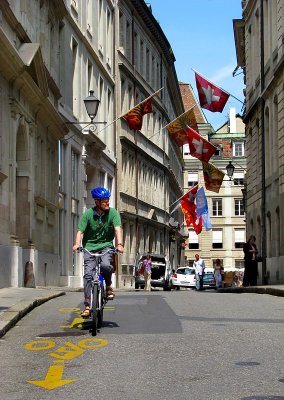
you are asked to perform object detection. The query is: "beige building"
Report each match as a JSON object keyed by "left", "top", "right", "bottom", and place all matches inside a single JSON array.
[
  {"left": 234, "top": 0, "right": 284, "bottom": 283},
  {"left": 0, "top": 0, "right": 68, "bottom": 288},
  {"left": 115, "top": 1, "right": 185, "bottom": 287},
  {"left": 180, "top": 84, "right": 246, "bottom": 271},
  {"left": 0, "top": 0, "right": 185, "bottom": 288}
]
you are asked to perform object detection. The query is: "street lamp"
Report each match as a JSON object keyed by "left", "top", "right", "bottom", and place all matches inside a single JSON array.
[
  {"left": 83, "top": 90, "right": 100, "bottom": 123},
  {"left": 65, "top": 90, "right": 106, "bottom": 130},
  {"left": 226, "top": 161, "right": 235, "bottom": 180}
]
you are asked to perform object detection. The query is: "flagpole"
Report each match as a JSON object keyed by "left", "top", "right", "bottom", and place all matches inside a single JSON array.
[
  {"left": 96, "top": 87, "right": 164, "bottom": 135},
  {"left": 148, "top": 106, "right": 197, "bottom": 141},
  {"left": 163, "top": 106, "right": 196, "bottom": 129},
  {"left": 191, "top": 68, "right": 244, "bottom": 105},
  {"left": 124, "top": 86, "right": 164, "bottom": 117}
]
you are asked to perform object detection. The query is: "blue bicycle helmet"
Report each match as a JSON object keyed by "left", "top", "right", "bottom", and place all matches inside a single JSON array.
[{"left": 91, "top": 187, "right": 111, "bottom": 199}]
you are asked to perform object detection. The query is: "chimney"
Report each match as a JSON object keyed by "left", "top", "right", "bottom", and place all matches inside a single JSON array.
[{"left": 229, "top": 108, "right": 236, "bottom": 133}]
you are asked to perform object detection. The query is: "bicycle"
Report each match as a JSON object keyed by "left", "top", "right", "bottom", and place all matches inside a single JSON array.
[{"left": 78, "top": 246, "right": 117, "bottom": 336}]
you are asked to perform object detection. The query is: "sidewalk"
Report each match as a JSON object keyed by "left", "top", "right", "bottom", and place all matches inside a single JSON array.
[
  {"left": 0, "top": 284, "right": 284, "bottom": 338},
  {"left": 217, "top": 284, "right": 284, "bottom": 297}
]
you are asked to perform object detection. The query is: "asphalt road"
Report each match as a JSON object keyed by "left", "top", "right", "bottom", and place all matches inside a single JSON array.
[{"left": 0, "top": 289, "right": 284, "bottom": 400}]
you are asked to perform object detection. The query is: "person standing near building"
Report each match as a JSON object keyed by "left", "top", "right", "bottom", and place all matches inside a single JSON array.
[
  {"left": 214, "top": 258, "right": 223, "bottom": 288},
  {"left": 143, "top": 254, "right": 152, "bottom": 291},
  {"left": 243, "top": 235, "right": 258, "bottom": 286},
  {"left": 194, "top": 254, "right": 205, "bottom": 291}
]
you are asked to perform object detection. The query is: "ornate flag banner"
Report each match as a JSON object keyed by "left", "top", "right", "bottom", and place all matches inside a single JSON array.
[
  {"left": 202, "top": 212, "right": 212, "bottom": 231},
  {"left": 180, "top": 185, "right": 202, "bottom": 234},
  {"left": 195, "top": 72, "right": 230, "bottom": 113},
  {"left": 122, "top": 97, "right": 153, "bottom": 131},
  {"left": 166, "top": 107, "right": 199, "bottom": 147},
  {"left": 202, "top": 162, "right": 225, "bottom": 193},
  {"left": 196, "top": 187, "right": 208, "bottom": 217},
  {"left": 187, "top": 127, "right": 217, "bottom": 163}
]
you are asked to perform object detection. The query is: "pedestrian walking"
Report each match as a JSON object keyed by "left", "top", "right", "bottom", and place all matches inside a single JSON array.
[
  {"left": 243, "top": 235, "right": 258, "bottom": 286},
  {"left": 193, "top": 254, "right": 205, "bottom": 291},
  {"left": 213, "top": 258, "right": 223, "bottom": 288},
  {"left": 143, "top": 254, "right": 152, "bottom": 291}
]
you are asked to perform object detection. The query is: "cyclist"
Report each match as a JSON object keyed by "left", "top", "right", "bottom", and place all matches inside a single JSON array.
[{"left": 73, "top": 187, "right": 124, "bottom": 318}]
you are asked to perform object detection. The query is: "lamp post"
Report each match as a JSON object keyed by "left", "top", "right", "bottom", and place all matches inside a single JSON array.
[
  {"left": 65, "top": 90, "right": 106, "bottom": 129},
  {"left": 83, "top": 90, "right": 100, "bottom": 123},
  {"left": 226, "top": 161, "right": 235, "bottom": 180}
]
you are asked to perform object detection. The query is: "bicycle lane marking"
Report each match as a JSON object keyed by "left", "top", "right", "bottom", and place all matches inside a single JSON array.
[
  {"left": 59, "top": 306, "right": 115, "bottom": 329},
  {"left": 23, "top": 304, "right": 111, "bottom": 390}
]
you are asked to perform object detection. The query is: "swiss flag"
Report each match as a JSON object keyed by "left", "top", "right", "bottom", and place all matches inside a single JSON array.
[
  {"left": 195, "top": 72, "right": 230, "bottom": 112},
  {"left": 187, "top": 127, "right": 217, "bottom": 163},
  {"left": 180, "top": 185, "right": 202, "bottom": 235}
]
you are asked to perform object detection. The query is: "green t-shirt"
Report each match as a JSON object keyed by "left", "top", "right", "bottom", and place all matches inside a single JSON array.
[{"left": 78, "top": 207, "right": 121, "bottom": 251}]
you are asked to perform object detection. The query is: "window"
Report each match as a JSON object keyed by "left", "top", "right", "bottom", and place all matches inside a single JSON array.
[
  {"left": 235, "top": 199, "right": 244, "bottom": 216},
  {"left": 188, "top": 172, "right": 198, "bottom": 187},
  {"left": 212, "top": 198, "right": 222, "bottom": 216},
  {"left": 235, "top": 260, "right": 245, "bottom": 269},
  {"left": 188, "top": 230, "right": 199, "bottom": 249},
  {"left": 71, "top": 149, "right": 79, "bottom": 198},
  {"left": 233, "top": 172, "right": 244, "bottom": 185},
  {"left": 233, "top": 142, "right": 244, "bottom": 157},
  {"left": 99, "top": 171, "right": 105, "bottom": 187},
  {"left": 212, "top": 229, "right": 223, "bottom": 249},
  {"left": 234, "top": 229, "right": 245, "bottom": 248},
  {"left": 183, "top": 144, "right": 190, "bottom": 156}
]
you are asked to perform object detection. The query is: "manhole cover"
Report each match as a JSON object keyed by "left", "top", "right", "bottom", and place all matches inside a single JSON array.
[
  {"left": 37, "top": 331, "right": 87, "bottom": 337},
  {"left": 236, "top": 361, "right": 260, "bottom": 366}
]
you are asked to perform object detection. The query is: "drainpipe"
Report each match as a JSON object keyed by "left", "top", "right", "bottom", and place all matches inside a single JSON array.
[{"left": 260, "top": 0, "right": 267, "bottom": 284}]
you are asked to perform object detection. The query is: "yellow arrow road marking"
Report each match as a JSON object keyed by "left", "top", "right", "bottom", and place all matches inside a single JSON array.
[
  {"left": 61, "top": 317, "right": 84, "bottom": 329},
  {"left": 27, "top": 365, "right": 76, "bottom": 390}
]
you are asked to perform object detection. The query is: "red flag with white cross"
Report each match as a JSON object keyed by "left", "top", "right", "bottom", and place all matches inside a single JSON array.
[
  {"left": 187, "top": 127, "right": 217, "bottom": 163},
  {"left": 195, "top": 72, "right": 230, "bottom": 112}
]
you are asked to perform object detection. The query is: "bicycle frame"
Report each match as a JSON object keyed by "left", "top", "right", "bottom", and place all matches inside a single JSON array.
[{"left": 78, "top": 247, "right": 116, "bottom": 336}]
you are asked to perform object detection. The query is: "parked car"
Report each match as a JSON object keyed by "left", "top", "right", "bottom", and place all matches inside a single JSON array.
[
  {"left": 171, "top": 267, "right": 196, "bottom": 289},
  {"left": 134, "top": 253, "right": 172, "bottom": 291},
  {"left": 203, "top": 272, "right": 216, "bottom": 289}
]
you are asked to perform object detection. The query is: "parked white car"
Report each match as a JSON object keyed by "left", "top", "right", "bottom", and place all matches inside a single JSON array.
[{"left": 171, "top": 267, "right": 196, "bottom": 289}]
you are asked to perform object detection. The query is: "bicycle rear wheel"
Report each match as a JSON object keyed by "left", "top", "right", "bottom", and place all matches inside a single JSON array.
[{"left": 91, "top": 284, "right": 99, "bottom": 336}]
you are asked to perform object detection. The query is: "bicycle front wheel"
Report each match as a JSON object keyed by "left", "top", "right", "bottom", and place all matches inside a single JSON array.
[{"left": 91, "top": 283, "right": 99, "bottom": 336}]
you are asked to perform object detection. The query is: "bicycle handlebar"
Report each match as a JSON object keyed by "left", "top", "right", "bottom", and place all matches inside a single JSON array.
[{"left": 77, "top": 247, "right": 118, "bottom": 257}]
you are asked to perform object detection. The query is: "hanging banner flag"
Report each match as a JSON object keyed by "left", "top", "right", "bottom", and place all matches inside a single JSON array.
[
  {"left": 202, "top": 162, "right": 225, "bottom": 193},
  {"left": 202, "top": 212, "right": 212, "bottom": 231},
  {"left": 166, "top": 107, "right": 199, "bottom": 147},
  {"left": 170, "top": 185, "right": 199, "bottom": 214},
  {"left": 180, "top": 185, "right": 202, "bottom": 234},
  {"left": 196, "top": 187, "right": 208, "bottom": 217},
  {"left": 187, "top": 127, "right": 217, "bottom": 162},
  {"left": 122, "top": 97, "right": 153, "bottom": 131},
  {"left": 195, "top": 72, "right": 230, "bottom": 113}
]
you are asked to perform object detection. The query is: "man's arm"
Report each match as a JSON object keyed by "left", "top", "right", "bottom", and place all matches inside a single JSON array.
[
  {"left": 73, "top": 231, "right": 83, "bottom": 252},
  {"left": 114, "top": 226, "right": 124, "bottom": 253}
]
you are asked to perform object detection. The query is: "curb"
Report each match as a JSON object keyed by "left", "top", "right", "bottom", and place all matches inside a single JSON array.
[
  {"left": 0, "top": 291, "right": 66, "bottom": 338},
  {"left": 217, "top": 287, "right": 284, "bottom": 297}
]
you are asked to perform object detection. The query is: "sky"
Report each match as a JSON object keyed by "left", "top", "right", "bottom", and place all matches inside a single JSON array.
[{"left": 147, "top": 0, "right": 244, "bottom": 130}]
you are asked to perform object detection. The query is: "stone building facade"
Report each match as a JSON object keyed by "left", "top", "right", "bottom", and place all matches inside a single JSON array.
[
  {"left": 234, "top": 0, "right": 284, "bottom": 283},
  {"left": 0, "top": 0, "right": 184, "bottom": 288},
  {"left": 0, "top": 0, "right": 68, "bottom": 288},
  {"left": 115, "top": 1, "right": 185, "bottom": 287},
  {"left": 180, "top": 84, "right": 246, "bottom": 272}
]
